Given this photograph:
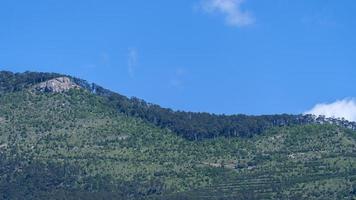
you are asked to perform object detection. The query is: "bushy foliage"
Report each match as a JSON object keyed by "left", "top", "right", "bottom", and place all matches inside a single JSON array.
[
  {"left": 0, "top": 71, "right": 62, "bottom": 94},
  {"left": 84, "top": 79, "right": 316, "bottom": 140},
  {"left": 0, "top": 71, "right": 315, "bottom": 141},
  {"left": 0, "top": 71, "right": 355, "bottom": 199}
]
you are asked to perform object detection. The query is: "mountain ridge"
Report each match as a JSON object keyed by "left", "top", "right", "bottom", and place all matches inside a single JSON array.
[
  {"left": 0, "top": 70, "right": 355, "bottom": 199},
  {"left": 2, "top": 70, "right": 356, "bottom": 141}
]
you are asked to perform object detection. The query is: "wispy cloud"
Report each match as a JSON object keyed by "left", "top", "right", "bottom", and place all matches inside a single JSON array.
[
  {"left": 100, "top": 53, "right": 111, "bottom": 68},
  {"left": 127, "top": 48, "right": 138, "bottom": 78},
  {"left": 169, "top": 68, "right": 186, "bottom": 90},
  {"left": 305, "top": 98, "right": 356, "bottom": 122},
  {"left": 200, "top": 0, "right": 254, "bottom": 27}
]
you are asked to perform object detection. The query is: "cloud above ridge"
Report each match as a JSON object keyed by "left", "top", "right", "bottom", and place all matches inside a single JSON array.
[
  {"left": 200, "top": 0, "right": 254, "bottom": 27},
  {"left": 304, "top": 98, "right": 356, "bottom": 122},
  {"left": 127, "top": 48, "right": 138, "bottom": 78}
]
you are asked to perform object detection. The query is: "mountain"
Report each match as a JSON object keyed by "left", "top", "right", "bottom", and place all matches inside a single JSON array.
[
  {"left": 0, "top": 71, "right": 355, "bottom": 199},
  {"left": 2, "top": 71, "right": 356, "bottom": 141}
]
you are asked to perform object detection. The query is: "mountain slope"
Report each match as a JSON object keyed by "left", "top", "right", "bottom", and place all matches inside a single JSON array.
[
  {"left": 2, "top": 71, "right": 356, "bottom": 141},
  {"left": 164, "top": 125, "right": 356, "bottom": 199},
  {"left": 0, "top": 71, "right": 355, "bottom": 199},
  {"left": 0, "top": 89, "right": 214, "bottom": 199}
]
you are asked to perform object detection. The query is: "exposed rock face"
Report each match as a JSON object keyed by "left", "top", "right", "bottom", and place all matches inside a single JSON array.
[{"left": 35, "top": 77, "right": 81, "bottom": 93}]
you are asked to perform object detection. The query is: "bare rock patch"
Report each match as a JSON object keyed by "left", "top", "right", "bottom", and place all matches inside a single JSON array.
[{"left": 34, "top": 77, "right": 81, "bottom": 93}]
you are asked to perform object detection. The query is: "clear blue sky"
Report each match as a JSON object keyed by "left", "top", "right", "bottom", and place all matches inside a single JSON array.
[{"left": 1, "top": 0, "right": 356, "bottom": 115}]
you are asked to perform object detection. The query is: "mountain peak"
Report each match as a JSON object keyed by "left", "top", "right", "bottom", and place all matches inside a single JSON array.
[{"left": 34, "top": 77, "right": 81, "bottom": 93}]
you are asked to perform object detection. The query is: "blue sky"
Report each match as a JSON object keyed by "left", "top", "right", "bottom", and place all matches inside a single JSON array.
[{"left": 1, "top": 0, "right": 356, "bottom": 115}]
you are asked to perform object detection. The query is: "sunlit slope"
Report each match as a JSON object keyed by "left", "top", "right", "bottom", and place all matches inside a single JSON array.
[
  {"left": 0, "top": 89, "right": 214, "bottom": 198},
  {"left": 0, "top": 86, "right": 355, "bottom": 199},
  {"left": 162, "top": 125, "right": 356, "bottom": 199}
]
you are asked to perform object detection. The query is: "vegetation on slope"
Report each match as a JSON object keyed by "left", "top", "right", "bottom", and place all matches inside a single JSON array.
[
  {"left": 0, "top": 85, "right": 355, "bottom": 199},
  {"left": 0, "top": 89, "right": 212, "bottom": 199},
  {"left": 0, "top": 71, "right": 336, "bottom": 141},
  {"left": 0, "top": 71, "right": 62, "bottom": 94},
  {"left": 165, "top": 125, "right": 356, "bottom": 199}
]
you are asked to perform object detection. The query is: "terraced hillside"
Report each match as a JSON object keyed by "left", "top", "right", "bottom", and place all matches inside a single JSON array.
[
  {"left": 0, "top": 72, "right": 355, "bottom": 199},
  {"left": 163, "top": 125, "right": 356, "bottom": 199}
]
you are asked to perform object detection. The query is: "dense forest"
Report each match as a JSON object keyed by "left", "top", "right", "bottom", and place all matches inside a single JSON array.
[
  {"left": 2, "top": 71, "right": 355, "bottom": 141},
  {"left": 0, "top": 71, "right": 355, "bottom": 199},
  {"left": 91, "top": 84, "right": 312, "bottom": 140}
]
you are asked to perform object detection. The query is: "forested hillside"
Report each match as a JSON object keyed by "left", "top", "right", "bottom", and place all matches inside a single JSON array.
[
  {"left": 0, "top": 71, "right": 355, "bottom": 199},
  {"left": 2, "top": 71, "right": 355, "bottom": 141},
  {"left": 0, "top": 71, "right": 62, "bottom": 93}
]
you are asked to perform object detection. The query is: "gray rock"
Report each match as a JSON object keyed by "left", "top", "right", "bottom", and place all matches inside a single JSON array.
[{"left": 34, "top": 77, "right": 81, "bottom": 93}]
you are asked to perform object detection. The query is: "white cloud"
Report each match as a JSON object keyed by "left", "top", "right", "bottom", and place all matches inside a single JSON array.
[
  {"left": 304, "top": 98, "right": 356, "bottom": 122},
  {"left": 127, "top": 48, "right": 138, "bottom": 78},
  {"left": 201, "top": 0, "right": 254, "bottom": 27}
]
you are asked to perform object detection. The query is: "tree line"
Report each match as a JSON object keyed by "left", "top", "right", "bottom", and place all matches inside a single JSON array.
[{"left": 0, "top": 71, "right": 347, "bottom": 141}]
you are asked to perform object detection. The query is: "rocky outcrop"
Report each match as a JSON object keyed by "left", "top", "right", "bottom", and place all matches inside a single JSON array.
[{"left": 34, "top": 77, "right": 81, "bottom": 93}]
